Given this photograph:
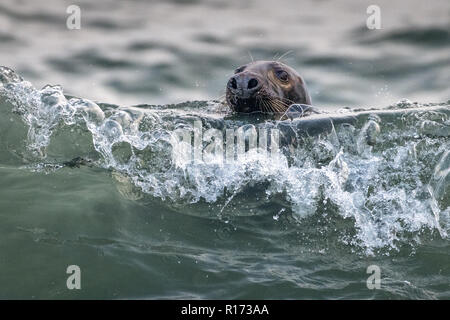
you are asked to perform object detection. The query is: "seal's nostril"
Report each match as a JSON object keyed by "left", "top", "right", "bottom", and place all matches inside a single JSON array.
[
  {"left": 230, "top": 77, "right": 237, "bottom": 90},
  {"left": 247, "top": 78, "right": 258, "bottom": 90}
]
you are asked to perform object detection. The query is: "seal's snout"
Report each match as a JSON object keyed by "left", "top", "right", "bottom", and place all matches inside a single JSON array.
[
  {"left": 227, "top": 72, "right": 262, "bottom": 99},
  {"left": 225, "top": 60, "right": 312, "bottom": 113}
]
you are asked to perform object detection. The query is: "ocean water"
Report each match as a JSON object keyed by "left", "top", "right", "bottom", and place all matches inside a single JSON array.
[{"left": 0, "top": 0, "right": 449, "bottom": 299}]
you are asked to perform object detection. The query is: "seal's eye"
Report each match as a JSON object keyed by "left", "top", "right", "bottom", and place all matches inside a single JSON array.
[
  {"left": 275, "top": 70, "right": 289, "bottom": 82},
  {"left": 234, "top": 66, "right": 246, "bottom": 74}
]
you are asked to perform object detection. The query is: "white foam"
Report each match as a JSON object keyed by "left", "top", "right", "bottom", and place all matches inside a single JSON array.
[{"left": 1, "top": 75, "right": 449, "bottom": 254}]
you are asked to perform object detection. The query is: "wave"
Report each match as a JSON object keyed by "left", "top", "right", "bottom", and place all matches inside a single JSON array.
[
  {"left": 355, "top": 27, "right": 450, "bottom": 47},
  {"left": 0, "top": 66, "right": 449, "bottom": 255}
]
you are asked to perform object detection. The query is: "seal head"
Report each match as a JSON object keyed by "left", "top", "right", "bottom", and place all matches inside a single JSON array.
[{"left": 226, "top": 60, "right": 311, "bottom": 113}]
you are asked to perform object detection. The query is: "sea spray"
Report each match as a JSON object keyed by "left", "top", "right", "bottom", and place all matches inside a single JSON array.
[{"left": 1, "top": 66, "right": 449, "bottom": 254}]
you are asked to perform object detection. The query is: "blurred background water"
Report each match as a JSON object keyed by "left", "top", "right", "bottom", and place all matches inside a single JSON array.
[
  {"left": 1, "top": 0, "right": 449, "bottom": 108},
  {"left": 0, "top": 0, "right": 449, "bottom": 299}
]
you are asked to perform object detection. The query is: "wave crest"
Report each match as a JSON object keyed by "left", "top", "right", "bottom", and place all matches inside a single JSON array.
[{"left": 1, "top": 66, "right": 449, "bottom": 254}]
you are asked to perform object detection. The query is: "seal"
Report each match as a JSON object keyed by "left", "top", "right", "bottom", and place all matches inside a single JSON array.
[{"left": 226, "top": 60, "right": 312, "bottom": 113}]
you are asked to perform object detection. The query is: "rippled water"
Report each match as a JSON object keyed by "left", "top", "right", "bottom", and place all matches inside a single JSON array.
[{"left": 0, "top": 0, "right": 449, "bottom": 299}]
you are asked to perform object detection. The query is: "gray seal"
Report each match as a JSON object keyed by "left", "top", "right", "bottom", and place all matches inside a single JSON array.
[{"left": 226, "top": 60, "right": 312, "bottom": 113}]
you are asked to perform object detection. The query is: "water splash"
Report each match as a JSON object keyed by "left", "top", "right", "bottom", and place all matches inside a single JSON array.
[{"left": 0, "top": 66, "right": 449, "bottom": 254}]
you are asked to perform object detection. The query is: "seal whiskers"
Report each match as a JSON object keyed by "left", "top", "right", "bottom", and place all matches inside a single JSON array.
[{"left": 226, "top": 60, "right": 311, "bottom": 114}]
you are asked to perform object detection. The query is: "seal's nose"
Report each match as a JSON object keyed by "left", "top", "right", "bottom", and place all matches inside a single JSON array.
[{"left": 228, "top": 72, "right": 262, "bottom": 98}]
